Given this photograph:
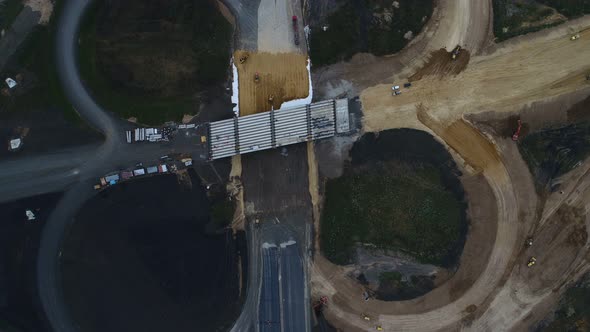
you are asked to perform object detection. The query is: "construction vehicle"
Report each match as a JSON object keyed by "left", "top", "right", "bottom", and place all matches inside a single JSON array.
[
  {"left": 376, "top": 326, "right": 383, "bottom": 331},
  {"left": 292, "top": 16, "right": 300, "bottom": 45},
  {"left": 527, "top": 257, "right": 537, "bottom": 267},
  {"left": 525, "top": 237, "right": 533, "bottom": 247},
  {"left": 512, "top": 119, "right": 522, "bottom": 141},
  {"left": 570, "top": 34, "right": 580, "bottom": 41},
  {"left": 362, "top": 314, "right": 371, "bottom": 321},
  {"left": 313, "top": 296, "right": 328, "bottom": 312},
  {"left": 239, "top": 53, "right": 249, "bottom": 64},
  {"left": 451, "top": 45, "right": 461, "bottom": 60},
  {"left": 254, "top": 72, "right": 260, "bottom": 83}
]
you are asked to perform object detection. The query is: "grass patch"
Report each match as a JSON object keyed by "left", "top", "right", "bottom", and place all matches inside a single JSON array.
[
  {"left": 309, "top": 2, "right": 360, "bottom": 66},
  {"left": 0, "top": 0, "right": 79, "bottom": 122},
  {"left": 321, "top": 162, "right": 465, "bottom": 266},
  {"left": 379, "top": 271, "right": 403, "bottom": 283},
  {"left": 0, "top": 0, "right": 24, "bottom": 31},
  {"left": 77, "top": 0, "right": 232, "bottom": 125},
  {"left": 492, "top": 0, "right": 590, "bottom": 41},
  {"left": 537, "top": 0, "right": 590, "bottom": 17},
  {"left": 310, "top": 0, "right": 433, "bottom": 66},
  {"left": 518, "top": 121, "right": 590, "bottom": 189}
]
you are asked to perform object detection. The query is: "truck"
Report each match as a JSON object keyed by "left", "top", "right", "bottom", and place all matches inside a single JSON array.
[{"left": 292, "top": 16, "right": 300, "bottom": 45}]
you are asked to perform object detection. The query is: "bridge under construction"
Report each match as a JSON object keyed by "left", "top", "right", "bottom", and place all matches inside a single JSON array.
[{"left": 207, "top": 99, "right": 350, "bottom": 160}]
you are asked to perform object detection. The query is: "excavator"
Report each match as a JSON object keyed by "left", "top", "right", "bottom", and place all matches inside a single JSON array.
[
  {"left": 451, "top": 45, "right": 461, "bottom": 60},
  {"left": 239, "top": 53, "right": 249, "bottom": 64}
]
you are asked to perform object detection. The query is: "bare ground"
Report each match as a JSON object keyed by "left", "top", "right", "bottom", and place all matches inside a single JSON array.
[
  {"left": 312, "top": 0, "right": 493, "bottom": 100},
  {"left": 312, "top": 14, "right": 590, "bottom": 331}
]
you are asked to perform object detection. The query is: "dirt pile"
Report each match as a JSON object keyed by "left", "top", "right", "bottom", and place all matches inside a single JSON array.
[
  {"left": 409, "top": 48, "right": 471, "bottom": 81},
  {"left": 234, "top": 50, "right": 310, "bottom": 115}
]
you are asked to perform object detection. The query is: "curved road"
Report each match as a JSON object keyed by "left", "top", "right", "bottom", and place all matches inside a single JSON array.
[
  {"left": 0, "top": 0, "right": 532, "bottom": 331},
  {"left": 29, "top": 1, "right": 205, "bottom": 331}
]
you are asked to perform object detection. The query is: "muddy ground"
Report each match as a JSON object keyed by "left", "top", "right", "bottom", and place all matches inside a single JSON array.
[
  {"left": 0, "top": 192, "right": 62, "bottom": 332},
  {"left": 60, "top": 171, "right": 246, "bottom": 332}
]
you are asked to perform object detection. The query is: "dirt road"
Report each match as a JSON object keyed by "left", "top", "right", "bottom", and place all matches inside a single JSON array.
[
  {"left": 312, "top": 0, "right": 492, "bottom": 99},
  {"left": 312, "top": 6, "right": 590, "bottom": 332},
  {"left": 362, "top": 17, "right": 590, "bottom": 133}
]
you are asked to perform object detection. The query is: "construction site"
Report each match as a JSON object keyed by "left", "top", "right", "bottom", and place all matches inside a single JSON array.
[
  {"left": 306, "top": 1, "right": 590, "bottom": 331},
  {"left": 214, "top": 0, "right": 590, "bottom": 330},
  {"left": 3, "top": 0, "right": 590, "bottom": 331}
]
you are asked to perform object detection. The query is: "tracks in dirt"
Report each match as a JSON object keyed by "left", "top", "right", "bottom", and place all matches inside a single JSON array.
[{"left": 312, "top": 2, "right": 590, "bottom": 331}]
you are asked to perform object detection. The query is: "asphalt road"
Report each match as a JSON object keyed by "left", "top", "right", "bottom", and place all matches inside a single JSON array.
[
  {"left": 0, "top": 1, "right": 308, "bottom": 332},
  {"left": 259, "top": 244, "right": 281, "bottom": 332},
  {"left": 24, "top": 1, "right": 205, "bottom": 331},
  {"left": 279, "top": 241, "right": 305, "bottom": 332}
]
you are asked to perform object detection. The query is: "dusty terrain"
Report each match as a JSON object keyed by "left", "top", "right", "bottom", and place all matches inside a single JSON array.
[
  {"left": 234, "top": 50, "right": 310, "bottom": 115},
  {"left": 309, "top": 3, "right": 590, "bottom": 332},
  {"left": 311, "top": 0, "right": 493, "bottom": 99}
]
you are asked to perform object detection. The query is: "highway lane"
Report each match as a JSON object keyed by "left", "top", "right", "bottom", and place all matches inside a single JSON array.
[
  {"left": 37, "top": 181, "right": 96, "bottom": 332},
  {"left": 231, "top": 224, "right": 261, "bottom": 332},
  {"left": 279, "top": 240, "right": 305, "bottom": 332},
  {"left": 55, "top": 0, "right": 122, "bottom": 141},
  {"left": 259, "top": 243, "right": 281, "bottom": 332}
]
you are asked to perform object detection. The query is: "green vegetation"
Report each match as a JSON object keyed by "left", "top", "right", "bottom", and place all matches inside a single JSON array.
[
  {"left": 379, "top": 271, "right": 403, "bottom": 283},
  {"left": 542, "top": 281, "right": 590, "bottom": 331},
  {"left": 367, "top": 0, "right": 433, "bottom": 55},
  {"left": 493, "top": 0, "right": 590, "bottom": 41},
  {"left": 0, "top": 0, "right": 78, "bottom": 122},
  {"left": 310, "top": 0, "right": 433, "bottom": 66},
  {"left": 0, "top": 0, "right": 24, "bottom": 30},
  {"left": 538, "top": 0, "right": 590, "bottom": 17},
  {"left": 493, "top": 0, "right": 565, "bottom": 41},
  {"left": 77, "top": 0, "right": 232, "bottom": 125},
  {"left": 321, "top": 162, "right": 465, "bottom": 266},
  {"left": 210, "top": 199, "right": 235, "bottom": 227},
  {"left": 518, "top": 122, "right": 590, "bottom": 188},
  {"left": 309, "top": 2, "right": 360, "bottom": 66}
]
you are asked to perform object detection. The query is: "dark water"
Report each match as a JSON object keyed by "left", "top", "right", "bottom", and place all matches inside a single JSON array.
[
  {"left": 60, "top": 171, "right": 246, "bottom": 332},
  {"left": 0, "top": 193, "right": 61, "bottom": 332}
]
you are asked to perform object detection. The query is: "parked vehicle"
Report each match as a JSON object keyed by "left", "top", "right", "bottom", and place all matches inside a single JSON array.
[{"left": 292, "top": 16, "right": 300, "bottom": 45}]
